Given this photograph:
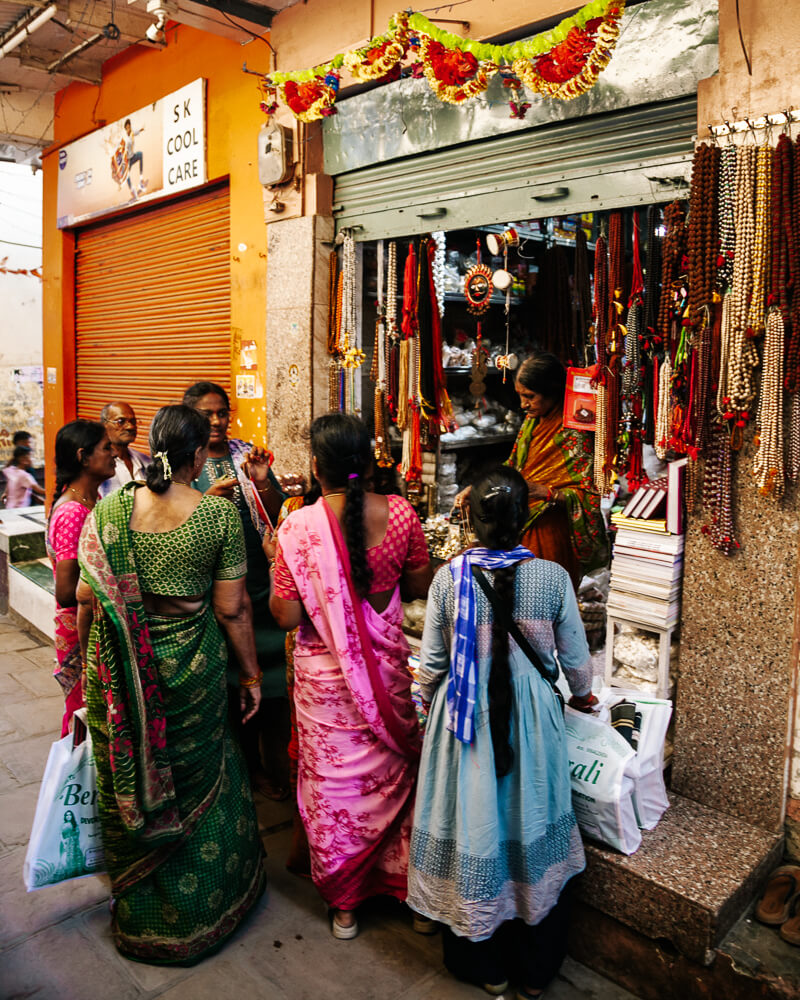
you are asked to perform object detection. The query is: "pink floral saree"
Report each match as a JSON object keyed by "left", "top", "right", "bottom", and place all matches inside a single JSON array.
[{"left": 277, "top": 499, "right": 421, "bottom": 910}]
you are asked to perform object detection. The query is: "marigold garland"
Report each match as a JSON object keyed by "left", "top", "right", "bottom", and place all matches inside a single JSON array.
[{"left": 262, "top": 2, "right": 625, "bottom": 122}]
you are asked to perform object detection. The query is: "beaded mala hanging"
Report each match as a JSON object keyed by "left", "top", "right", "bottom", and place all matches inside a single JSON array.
[
  {"left": 386, "top": 241, "right": 400, "bottom": 421},
  {"left": 620, "top": 211, "right": 646, "bottom": 491},
  {"left": 592, "top": 228, "right": 612, "bottom": 494},
  {"left": 718, "top": 146, "right": 759, "bottom": 449},
  {"left": 328, "top": 248, "right": 344, "bottom": 411},
  {"left": 783, "top": 135, "right": 800, "bottom": 481},
  {"left": 682, "top": 142, "right": 720, "bottom": 507},
  {"left": 641, "top": 205, "right": 663, "bottom": 445},
  {"left": 716, "top": 145, "right": 736, "bottom": 292},
  {"left": 701, "top": 419, "right": 739, "bottom": 554},
  {"left": 371, "top": 240, "right": 394, "bottom": 468},
  {"left": 573, "top": 228, "right": 594, "bottom": 366},
  {"left": 339, "top": 232, "right": 363, "bottom": 413}
]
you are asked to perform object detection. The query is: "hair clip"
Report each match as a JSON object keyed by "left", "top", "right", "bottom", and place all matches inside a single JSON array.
[{"left": 155, "top": 451, "right": 172, "bottom": 481}]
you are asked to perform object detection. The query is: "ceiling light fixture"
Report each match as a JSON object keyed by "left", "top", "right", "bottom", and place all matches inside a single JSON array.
[{"left": 0, "top": 4, "right": 58, "bottom": 60}]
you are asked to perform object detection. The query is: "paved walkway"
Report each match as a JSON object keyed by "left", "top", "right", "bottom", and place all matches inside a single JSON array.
[{"left": 0, "top": 613, "right": 639, "bottom": 1000}]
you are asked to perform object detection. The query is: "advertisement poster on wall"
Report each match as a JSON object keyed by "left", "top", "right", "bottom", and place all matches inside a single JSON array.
[{"left": 57, "top": 78, "right": 207, "bottom": 228}]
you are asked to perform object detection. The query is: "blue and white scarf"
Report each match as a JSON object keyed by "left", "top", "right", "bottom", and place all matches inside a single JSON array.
[{"left": 447, "top": 545, "right": 534, "bottom": 744}]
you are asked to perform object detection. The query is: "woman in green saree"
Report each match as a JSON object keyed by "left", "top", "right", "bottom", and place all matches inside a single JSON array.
[{"left": 76, "top": 405, "right": 265, "bottom": 965}]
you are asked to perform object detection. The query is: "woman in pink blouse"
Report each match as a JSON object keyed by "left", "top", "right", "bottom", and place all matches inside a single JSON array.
[
  {"left": 47, "top": 420, "right": 116, "bottom": 734},
  {"left": 270, "top": 413, "right": 432, "bottom": 940}
]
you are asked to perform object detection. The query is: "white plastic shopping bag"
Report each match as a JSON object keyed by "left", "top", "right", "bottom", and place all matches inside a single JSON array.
[
  {"left": 598, "top": 686, "right": 672, "bottom": 830},
  {"left": 564, "top": 706, "right": 641, "bottom": 855},
  {"left": 23, "top": 710, "right": 105, "bottom": 890}
]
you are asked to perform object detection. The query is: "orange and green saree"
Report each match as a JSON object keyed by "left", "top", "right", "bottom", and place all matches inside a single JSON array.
[{"left": 507, "top": 409, "right": 608, "bottom": 587}]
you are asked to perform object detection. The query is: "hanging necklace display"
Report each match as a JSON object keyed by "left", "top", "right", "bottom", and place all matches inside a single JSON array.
[
  {"left": 701, "top": 419, "right": 739, "bottom": 554},
  {"left": 372, "top": 240, "right": 394, "bottom": 468},
  {"left": 492, "top": 239, "right": 517, "bottom": 381},
  {"left": 328, "top": 249, "right": 342, "bottom": 411},
  {"left": 386, "top": 240, "right": 400, "bottom": 420},
  {"left": 432, "top": 231, "right": 446, "bottom": 318},
  {"left": 641, "top": 205, "right": 663, "bottom": 445},
  {"left": 620, "top": 211, "right": 646, "bottom": 491},
  {"left": 467, "top": 239, "right": 491, "bottom": 401},
  {"left": 754, "top": 135, "right": 785, "bottom": 497},
  {"left": 592, "top": 228, "right": 611, "bottom": 494},
  {"left": 339, "top": 231, "right": 360, "bottom": 414},
  {"left": 780, "top": 134, "right": 800, "bottom": 482}
]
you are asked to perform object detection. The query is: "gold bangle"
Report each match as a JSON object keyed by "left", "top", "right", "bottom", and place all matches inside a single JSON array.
[{"left": 239, "top": 671, "right": 263, "bottom": 688}]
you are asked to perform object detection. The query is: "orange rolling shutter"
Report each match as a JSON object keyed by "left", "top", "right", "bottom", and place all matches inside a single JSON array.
[{"left": 74, "top": 184, "right": 231, "bottom": 438}]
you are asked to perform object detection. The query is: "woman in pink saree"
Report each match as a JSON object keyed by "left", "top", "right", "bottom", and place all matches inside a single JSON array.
[{"left": 270, "top": 414, "right": 432, "bottom": 939}]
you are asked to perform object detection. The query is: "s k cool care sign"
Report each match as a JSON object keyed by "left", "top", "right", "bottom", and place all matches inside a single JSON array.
[{"left": 57, "top": 79, "right": 207, "bottom": 228}]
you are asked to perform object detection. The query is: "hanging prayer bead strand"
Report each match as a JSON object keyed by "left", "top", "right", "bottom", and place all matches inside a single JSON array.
[
  {"left": 753, "top": 307, "right": 785, "bottom": 497},
  {"left": 717, "top": 145, "right": 736, "bottom": 292}
]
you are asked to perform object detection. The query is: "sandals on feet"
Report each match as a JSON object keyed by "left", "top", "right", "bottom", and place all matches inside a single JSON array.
[
  {"left": 482, "top": 982, "right": 509, "bottom": 996},
  {"left": 755, "top": 865, "right": 800, "bottom": 925},
  {"left": 331, "top": 910, "right": 358, "bottom": 940}
]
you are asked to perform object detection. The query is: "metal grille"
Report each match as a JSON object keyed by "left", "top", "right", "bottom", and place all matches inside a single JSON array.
[{"left": 75, "top": 184, "right": 231, "bottom": 440}]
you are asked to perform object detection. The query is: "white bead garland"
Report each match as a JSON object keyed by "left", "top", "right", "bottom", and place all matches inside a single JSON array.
[
  {"left": 654, "top": 354, "right": 672, "bottom": 460},
  {"left": 432, "top": 230, "right": 446, "bottom": 318}
]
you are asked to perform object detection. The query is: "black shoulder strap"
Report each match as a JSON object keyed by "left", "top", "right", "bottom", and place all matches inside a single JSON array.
[{"left": 471, "top": 565, "right": 557, "bottom": 691}]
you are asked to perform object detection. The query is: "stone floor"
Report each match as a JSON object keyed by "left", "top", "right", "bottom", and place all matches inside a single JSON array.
[{"left": 0, "top": 613, "right": 641, "bottom": 1000}]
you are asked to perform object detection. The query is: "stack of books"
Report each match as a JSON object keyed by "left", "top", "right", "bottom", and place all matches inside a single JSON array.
[
  {"left": 612, "top": 457, "right": 687, "bottom": 534},
  {"left": 606, "top": 523, "right": 684, "bottom": 629}
]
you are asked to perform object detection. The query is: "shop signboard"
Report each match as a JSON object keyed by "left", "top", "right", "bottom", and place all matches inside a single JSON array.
[{"left": 56, "top": 78, "right": 207, "bottom": 228}]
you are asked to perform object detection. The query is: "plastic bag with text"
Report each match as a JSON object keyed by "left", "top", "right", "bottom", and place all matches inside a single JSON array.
[
  {"left": 564, "top": 706, "right": 641, "bottom": 855},
  {"left": 23, "top": 711, "right": 105, "bottom": 890},
  {"left": 598, "top": 687, "right": 672, "bottom": 830}
]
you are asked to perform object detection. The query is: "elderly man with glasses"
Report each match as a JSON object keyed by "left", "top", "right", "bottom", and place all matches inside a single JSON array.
[{"left": 98, "top": 401, "right": 151, "bottom": 497}]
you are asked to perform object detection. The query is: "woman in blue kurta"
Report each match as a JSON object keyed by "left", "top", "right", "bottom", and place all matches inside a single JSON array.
[{"left": 407, "top": 466, "right": 595, "bottom": 999}]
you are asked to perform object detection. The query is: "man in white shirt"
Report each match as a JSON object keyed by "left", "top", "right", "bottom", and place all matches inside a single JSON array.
[{"left": 99, "top": 401, "right": 151, "bottom": 497}]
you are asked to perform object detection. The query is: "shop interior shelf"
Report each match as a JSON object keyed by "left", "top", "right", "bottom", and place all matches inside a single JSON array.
[
  {"left": 440, "top": 430, "right": 516, "bottom": 452},
  {"left": 443, "top": 366, "right": 506, "bottom": 375}
]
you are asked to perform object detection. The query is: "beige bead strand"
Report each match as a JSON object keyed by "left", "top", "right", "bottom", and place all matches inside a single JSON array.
[{"left": 753, "top": 307, "right": 784, "bottom": 498}]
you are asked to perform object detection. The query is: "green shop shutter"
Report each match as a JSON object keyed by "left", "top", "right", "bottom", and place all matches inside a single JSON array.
[{"left": 332, "top": 97, "right": 696, "bottom": 241}]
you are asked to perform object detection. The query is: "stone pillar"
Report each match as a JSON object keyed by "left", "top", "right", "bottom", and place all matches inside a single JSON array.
[
  {"left": 265, "top": 214, "right": 334, "bottom": 479},
  {"left": 672, "top": 442, "right": 798, "bottom": 832}
]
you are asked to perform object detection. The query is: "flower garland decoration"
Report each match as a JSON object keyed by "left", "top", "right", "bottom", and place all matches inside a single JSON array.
[
  {"left": 261, "top": 2, "right": 625, "bottom": 122},
  {"left": 343, "top": 13, "right": 409, "bottom": 82},
  {"left": 419, "top": 36, "right": 497, "bottom": 104},
  {"left": 279, "top": 72, "right": 339, "bottom": 122},
  {"left": 512, "top": 5, "right": 624, "bottom": 101}
]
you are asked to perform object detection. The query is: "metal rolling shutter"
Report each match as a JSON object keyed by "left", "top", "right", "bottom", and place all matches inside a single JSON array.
[
  {"left": 333, "top": 98, "right": 697, "bottom": 241},
  {"left": 74, "top": 184, "right": 231, "bottom": 436}
]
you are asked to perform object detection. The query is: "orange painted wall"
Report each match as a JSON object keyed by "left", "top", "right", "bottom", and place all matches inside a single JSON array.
[{"left": 42, "top": 24, "right": 270, "bottom": 495}]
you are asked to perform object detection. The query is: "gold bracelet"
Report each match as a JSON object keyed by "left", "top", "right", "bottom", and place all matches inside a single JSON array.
[{"left": 239, "top": 671, "right": 263, "bottom": 688}]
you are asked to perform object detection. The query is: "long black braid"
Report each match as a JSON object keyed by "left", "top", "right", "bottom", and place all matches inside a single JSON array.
[
  {"left": 470, "top": 466, "right": 529, "bottom": 778},
  {"left": 310, "top": 413, "right": 373, "bottom": 597}
]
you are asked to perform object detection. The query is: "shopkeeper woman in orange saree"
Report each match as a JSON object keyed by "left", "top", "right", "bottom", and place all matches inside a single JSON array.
[
  {"left": 458, "top": 352, "right": 607, "bottom": 588},
  {"left": 508, "top": 353, "right": 607, "bottom": 586}
]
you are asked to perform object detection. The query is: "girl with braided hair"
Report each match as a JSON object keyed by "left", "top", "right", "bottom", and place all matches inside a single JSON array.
[
  {"left": 270, "top": 412, "right": 432, "bottom": 939},
  {"left": 408, "top": 466, "right": 596, "bottom": 999}
]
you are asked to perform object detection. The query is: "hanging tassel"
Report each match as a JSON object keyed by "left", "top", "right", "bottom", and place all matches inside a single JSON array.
[{"left": 406, "top": 405, "right": 423, "bottom": 484}]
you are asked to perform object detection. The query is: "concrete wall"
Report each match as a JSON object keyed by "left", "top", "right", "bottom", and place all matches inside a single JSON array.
[{"left": 0, "top": 163, "right": 43, "bottom": 465}]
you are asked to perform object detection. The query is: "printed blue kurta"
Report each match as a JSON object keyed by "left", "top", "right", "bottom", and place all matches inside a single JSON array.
[{"left": 408, "top": 557, "right": 591, "bottom": 941}]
